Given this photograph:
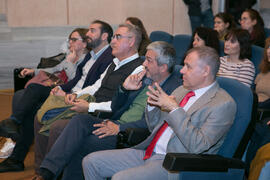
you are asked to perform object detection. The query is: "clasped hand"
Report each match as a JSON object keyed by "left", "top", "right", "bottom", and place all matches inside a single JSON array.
[
  {"left": 64, "top": 93, "right": 89, "bottom": 113},
  {"left": 147, "top": 82, "right": 179, "bottom": 112}
]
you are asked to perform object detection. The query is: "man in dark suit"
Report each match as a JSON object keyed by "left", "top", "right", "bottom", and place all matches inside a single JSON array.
[
  {"left": 33, "top": 41, "right": 182, "bottom": 180},
  {"left": 0, "top": 20, "right": 114, "bottom": 172},
  {"left": 82, "top": 46, "right": 237, "bottom": 180}
]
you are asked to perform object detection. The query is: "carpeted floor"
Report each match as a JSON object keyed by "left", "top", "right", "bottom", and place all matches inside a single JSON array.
[{"left": 0, "top": 89, "right": 35, "bottom": 180}]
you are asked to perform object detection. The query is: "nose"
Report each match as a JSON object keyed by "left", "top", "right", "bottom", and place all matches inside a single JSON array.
[
  {"left": 180, "top": 66, "right": 186, "bottom": 74},
  {"left": 142, "top": 60, "right": 148, "bottom": 67},
  {"left": 86, "top": 30, "right": 91, "bottom": 37},
  {"left": 193, "top": 41, "right": 197, "bottom": 47}
]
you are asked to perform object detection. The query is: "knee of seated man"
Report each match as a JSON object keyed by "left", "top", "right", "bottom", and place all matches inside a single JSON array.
[{"left": 50, "top": 119, "right": 70, "bottom": 138}]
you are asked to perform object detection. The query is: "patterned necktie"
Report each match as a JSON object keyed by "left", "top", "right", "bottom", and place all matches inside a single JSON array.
[{"left": 143, "top": 91, "right": 195, "bottom": 160}]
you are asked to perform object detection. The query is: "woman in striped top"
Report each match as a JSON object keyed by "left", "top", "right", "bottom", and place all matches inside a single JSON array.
[{"left": 217, "top": 29, "right": 255, "bottom": 87}]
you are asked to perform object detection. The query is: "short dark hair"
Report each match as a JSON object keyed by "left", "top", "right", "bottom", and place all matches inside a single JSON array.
[
  {"left": 225, "top": 28, "right": 251, "bottom": 60},
  {"left": 92, "top": 20, "right": 113, "bottom": 43}
]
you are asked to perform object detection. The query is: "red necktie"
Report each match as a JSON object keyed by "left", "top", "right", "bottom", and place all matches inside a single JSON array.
[{"left": 143, "top": 91, "right": 195, "bottom": 160}]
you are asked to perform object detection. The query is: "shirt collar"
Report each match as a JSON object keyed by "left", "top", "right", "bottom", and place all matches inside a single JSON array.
[
  {"left": 90, "top": 44, "right": 109, "bottom": 60},
  {"left": 193, "top": 81, "right": 216, "bottom": 98},
  {"left": 113, "top": 53, "right": 139, "bottom": 69}
]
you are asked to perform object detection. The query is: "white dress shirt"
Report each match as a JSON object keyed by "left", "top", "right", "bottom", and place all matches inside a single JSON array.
[
  {"left": 75, "top": 53, "right": 144, "bottom": 113},
  {"left": 71, "top": 45, "right": 110, "bottom": 92},
  {"left": 154, "top": 82, "right": 216, "bottom": 155}
]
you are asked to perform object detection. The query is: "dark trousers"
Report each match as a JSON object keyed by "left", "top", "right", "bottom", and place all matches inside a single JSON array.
[
  {"left": 40, "top": 114, "right": 117, "bottom": 180},
  {"left": 10, "top": 83, "right": 51, "bottom": 162},
  {"left": 34, "top": 117, "right": 70, "bottom": 173},
  {"left": 189, "top": 9, "right": 214, "bottom": 33}
]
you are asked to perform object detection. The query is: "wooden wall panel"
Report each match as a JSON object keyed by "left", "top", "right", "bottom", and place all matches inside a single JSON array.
[{"left": 7, "top": 0, "right": 67, "bottom": 27}]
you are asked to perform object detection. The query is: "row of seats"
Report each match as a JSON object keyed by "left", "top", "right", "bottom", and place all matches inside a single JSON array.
[{"left": 149, "top": 31, "right": 264, "bottom": 76}]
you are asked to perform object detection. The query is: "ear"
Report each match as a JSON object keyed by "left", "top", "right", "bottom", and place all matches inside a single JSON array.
[
  {"left": 159, "top": 64, "right": 168, "bottom": 73},
  {"left": 225, "top": 22, "right": 230, "bottom": 29},
  {"left": 101, "top": 32, "right": 108, "bottom": 42},
  {"left": 251, "top": 19, "right": 257, "bottom": 26},
  {"left": 203, "top": 65, "right": 211, "bottom": 77},
  {"left": 129, "top": 36, "right": 136, "bottom": 48}
]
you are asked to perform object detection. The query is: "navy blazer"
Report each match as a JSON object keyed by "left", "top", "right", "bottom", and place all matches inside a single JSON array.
[
  {"left": 111, "top": 70, "right": 183, "bottom": 129},
  {"left": 60, "top": 47, "right": 114, "bottom": 92}
]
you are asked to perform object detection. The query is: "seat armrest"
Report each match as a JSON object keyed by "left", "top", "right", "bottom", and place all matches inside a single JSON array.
[
  {"left": 13, "top": 67, "right": 33, "bottom": 92},
  {"left": 117, "top": 128, "right": 150, "bottom": 148},
  {"left": 163, "top": 153, "right": 245, "bottom": 172}
]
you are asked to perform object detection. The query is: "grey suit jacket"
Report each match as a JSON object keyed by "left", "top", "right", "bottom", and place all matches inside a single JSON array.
[{"left": 134, "top": 82, "right": 237, "bottom": 155}]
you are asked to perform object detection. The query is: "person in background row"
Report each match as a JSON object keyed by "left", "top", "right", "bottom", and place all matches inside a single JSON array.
[
  {"left": 183, "top": 0, "right": 214, "bottom": 33},
  {"left": 188, "top": 27, "right": 220, "bottom": 54},
  {"left": 240, "top": 9, "right": 265, "bottom": 47},
  {"left": 214, "top": 12, "right": 236, "bottom": 41},
  {"left": 217, "top": 29, "right": 255, "bottom": 87},
  {"left": 255, "top": 37, "right": 270, "bottom": 109},
  {"left": 125, "top": 17, "right": 151, "bottom": 56}
]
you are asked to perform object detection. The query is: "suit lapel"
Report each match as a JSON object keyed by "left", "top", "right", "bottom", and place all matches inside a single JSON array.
[{"left": 186, "top": 82, "right": 219, "bottom": 115}]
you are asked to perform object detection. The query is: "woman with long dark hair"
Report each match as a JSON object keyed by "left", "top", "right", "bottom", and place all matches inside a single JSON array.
[{"left": 240, "top": 9, "right": 266, "bottom": 47}]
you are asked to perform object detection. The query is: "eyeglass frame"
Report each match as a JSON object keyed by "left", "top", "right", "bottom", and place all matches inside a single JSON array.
[
  {"left": 68, "top": 37, "right": 84, "bottom": 42},
  {"left": 111, "top": 34, "right": 133, "bottom": 41}
]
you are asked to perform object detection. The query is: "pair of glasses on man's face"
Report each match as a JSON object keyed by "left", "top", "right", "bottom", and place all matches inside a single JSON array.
[
  {"left": 68, "top": 37, "right": 83, "bottom": 42},
  {"left": 111, "top": 34, "right": 132, "bottom": 41}
]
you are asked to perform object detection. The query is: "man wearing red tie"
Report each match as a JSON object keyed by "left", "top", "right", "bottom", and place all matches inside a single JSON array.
[{"left": 82, "top": 46, "right": 237, "bottom": 180}]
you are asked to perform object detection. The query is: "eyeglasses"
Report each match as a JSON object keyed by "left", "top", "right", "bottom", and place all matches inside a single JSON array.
[
  {"left": 68, "top": 37, "right": 83, "bottom": 42},
  {"left": 111, "top": 34, "right": 132, "bottom": 41}
]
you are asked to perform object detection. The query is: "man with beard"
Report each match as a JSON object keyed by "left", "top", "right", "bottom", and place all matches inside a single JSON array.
[{"left": 0, "top": 20, "right": 114, "bottom": 173}]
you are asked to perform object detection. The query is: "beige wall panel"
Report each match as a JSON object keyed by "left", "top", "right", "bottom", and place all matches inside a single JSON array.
[
  {"left": 0, "top": 0, "right": 6, "bottom": 14},
  {"left": 7, "top": 0, "right": 67, "bottom": 27},
  {"left": 173, "top": 0, "right": 191, "bottom": 35},
  {"left": 68, "top": 0, "right": 124, "bottom": 27},
  {"left": 261, "top": 0, "right": 270, "bottom": 9},
  {"left": 122, "top": 0, "right": 174, "bottom": 34}
]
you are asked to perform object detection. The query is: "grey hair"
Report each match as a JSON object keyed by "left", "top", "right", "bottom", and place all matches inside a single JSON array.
[
  {"left": 119, "top": 23, "right": 142, "bottom": 50},
  {"left": 146, "top": 41, "right": 176, "bottom": 73},
  {"left": 186, "top": 46, "right": 220, "bottom": 78}
]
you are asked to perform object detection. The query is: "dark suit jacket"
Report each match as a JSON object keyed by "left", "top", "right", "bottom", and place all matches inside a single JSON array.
[
  {"left": 112, "top": 70, "right": 183, "bottom": 130},
  {"left": 60, "top": 47, "right": 114, "bottom": 92}
]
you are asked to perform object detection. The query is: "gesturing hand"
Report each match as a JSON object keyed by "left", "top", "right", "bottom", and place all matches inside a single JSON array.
[
  {"left": 146, "top": 82, "right": 179, "bottom": 112},
  {"left": 123, "top": 69, "right": 146, "bottom": 90},
  {"left": 92, "top": 120, "right": 120, "bottom": 138}
]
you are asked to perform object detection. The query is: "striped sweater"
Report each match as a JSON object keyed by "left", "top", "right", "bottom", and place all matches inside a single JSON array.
[{"left": 217, "top": 56, "right": 255, "bottom": 87}]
